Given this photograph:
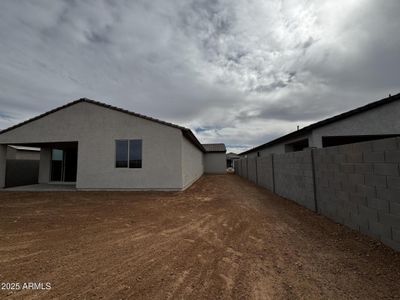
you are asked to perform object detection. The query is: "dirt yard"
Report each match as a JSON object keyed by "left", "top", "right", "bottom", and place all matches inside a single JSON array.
[{"left": 0, "top": 175, "right": 399, "bottom": 299}]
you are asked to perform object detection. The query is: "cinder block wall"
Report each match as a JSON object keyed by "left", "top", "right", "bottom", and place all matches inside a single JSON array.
[
  {"left": 314, "top": 137, "right": 400, "bottom": 251},
  {"left": 236, "top": 137, "right": 400, "bottom": 251},
  {"left": 242, "top": 158, "right": 248, "bottom": 179},
  {"left": 247, "top": 157, "right": 258, "bottom": 184},
  {"left": 274, "top": 151, "right": 316, "bottom": 211},
  {"left": 256, "top": 156, "right": 274, "bottom": 191}
]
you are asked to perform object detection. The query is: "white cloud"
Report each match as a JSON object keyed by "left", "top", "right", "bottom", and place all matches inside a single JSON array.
[{"left": 0, "top": 0, "right": 399, "bottom": 153}]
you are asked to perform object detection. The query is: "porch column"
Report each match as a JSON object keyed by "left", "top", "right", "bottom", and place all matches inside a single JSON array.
[
  {"left": 0, "top": 144, "right": 6, "bottom": 188},
  {"left": 39, "top": 148, "right": 51, "bottom": 184}
]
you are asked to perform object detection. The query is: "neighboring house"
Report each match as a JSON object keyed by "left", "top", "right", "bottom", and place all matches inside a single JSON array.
[
  {"left": 202, "top": 143, "right": 227, "bottom": 174},
  {"left": 241, "top": 93, "right": 400, "bottom": 157},
  {"left": 7, "top": 145, "right": 40, "bottom": 160},
  {"left": 226, "top": 152, "right": 240, "bottom": 168},
  {"left": 0, "top": 99, "right": 226, "bottom": 190}
]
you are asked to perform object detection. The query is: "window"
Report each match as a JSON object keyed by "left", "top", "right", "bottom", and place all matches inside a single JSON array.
[
  {"left": 115, "top": 140, "right": 128, "bottom": 168},
  {"left": 129, "top": 140, "right": 142, "bottom": 168},
  {"left": 322, "top": 135, "right": 400, "bottom": 148},
  {"left": 115, "top": 139, "right": 142, "bottom": 168}
]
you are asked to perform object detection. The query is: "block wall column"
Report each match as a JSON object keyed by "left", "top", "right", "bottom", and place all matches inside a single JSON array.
[{"left": 39, "top": 148, "right": 51, "bottom": 184}]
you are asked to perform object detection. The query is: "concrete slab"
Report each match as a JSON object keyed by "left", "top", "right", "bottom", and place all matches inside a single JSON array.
[{"left": 3, "top": 183, "right": 76, "bottom": 192}]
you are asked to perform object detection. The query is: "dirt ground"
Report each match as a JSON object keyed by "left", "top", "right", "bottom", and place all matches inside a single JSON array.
[{"left": 0, "top": 175, "right": 399, "bottom": 299}]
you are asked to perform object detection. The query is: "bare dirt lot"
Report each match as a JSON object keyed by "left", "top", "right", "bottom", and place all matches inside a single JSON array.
[{"left": 0, "top": 175, "right": 400, "bottom": 299}]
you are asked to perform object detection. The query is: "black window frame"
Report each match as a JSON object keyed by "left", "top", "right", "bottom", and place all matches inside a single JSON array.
[{"left": 115, "top": 139, "right": 142, "bottom": 169}]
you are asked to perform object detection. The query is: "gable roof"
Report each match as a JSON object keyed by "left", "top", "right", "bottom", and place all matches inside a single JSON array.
[
  {"left": 0, "top": 98, "right": 206, "bottom": 152},
  {"left": 227, "top": 152, "right": 240, "bottom": 159},
  {"left": 202, "top": 143, "right": 226, "bottom": 153},
  {"left": 241, "top": 93, "right": 400, "bottom": 155}
]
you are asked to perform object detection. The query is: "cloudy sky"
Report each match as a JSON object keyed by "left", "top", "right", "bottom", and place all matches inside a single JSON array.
[{"left": 0, "top": 0, "right": 399, "bottom": 153}]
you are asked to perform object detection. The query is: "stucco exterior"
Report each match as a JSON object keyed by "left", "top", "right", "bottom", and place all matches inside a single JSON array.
[
  {"left": 311, "top": 100, "right": 400, "bottom": 148},
  {"left": 242, "top": 96, "right": 400, "bottom": 157},
  {"left": 204, "top": 153, "right": 226, "bottom": 174},
  {"left": 182, "top": 136, "right": 204, "bottom": 189},
  {"left": 0, "top": 100, "right": 221, "bottom": 191},
  {"left": 245, "top": 135, "right": 310, "bottom": 158},
  {"left": 38, "top": 148, "right": 51, "bottom": 184}
]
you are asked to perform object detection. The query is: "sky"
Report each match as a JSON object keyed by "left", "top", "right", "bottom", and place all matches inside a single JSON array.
[{"left": 0, "top": 0, "right": 399, "bottom": 153}]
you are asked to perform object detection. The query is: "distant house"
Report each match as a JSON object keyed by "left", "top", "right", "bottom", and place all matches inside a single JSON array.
[
  {"left": 0, "top": 99, "right": 226, "bottom": 190},
  {"left": 7, "top": 145, "right": 40, "bottom": 160},
  {"left": 202, "top": 143, "right": 227, "bottom": 174},
  {"left": 241, "top": 93, "right": 400, "bottom": 157},
  {"left": 226, "top": 152, "right": 240, "bottom": 168}
]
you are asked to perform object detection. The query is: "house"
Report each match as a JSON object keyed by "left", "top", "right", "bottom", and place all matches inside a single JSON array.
[
  {"left": 202, "top": 143, "right": 227, "bottom": 174},
  {"left": 6, "top": 145, "right": 40, "bottom": 160},
  {"left": 240, "top": 93, "right": 400, "bottom": 157},
  {"left": 0, "top": 98, "right": 226, "bottom": 190},
  {"left": 226, "top": 152, "right": 240, "bottom": 168}
]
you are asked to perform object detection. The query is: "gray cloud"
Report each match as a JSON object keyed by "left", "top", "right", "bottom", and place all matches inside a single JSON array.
[{"left": 0, "top": 0, "right": 399, "bottom": 152}]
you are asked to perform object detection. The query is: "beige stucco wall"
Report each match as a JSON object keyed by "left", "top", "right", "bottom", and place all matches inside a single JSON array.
[
  {"left": 38, "top": 148, "right": 51, "bottom": 184},
  {"left": 243, "top": 100, "right": 400, "bottom": 157},
  {"left": 204, "top": 153, "right": 226, "bottom": 174},
  {"left": 6, "top": 147, "right": 17, "bottom": 159},
  {"left": 181, "top": 136, "right": 204, "bottom": 189},
  {"left": 0, "top": 102, "right": 185, "bottom": 190},
  {"left": 311, "top": 100, "right": 400, "bottom": 148},
  {"left": 245, "top": 134, "right": 311, "bottom": 158}
]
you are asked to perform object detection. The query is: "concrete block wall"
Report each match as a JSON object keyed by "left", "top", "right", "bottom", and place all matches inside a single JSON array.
[
  {"left": 242, "top": 158, "right": 248, "bottom": 179},
  {"left": 234, "top": 160, "right": 239, "bottom": 175},
  {"left": 247, "top": 157, "right": 258, "bottom": 184},
  {"left": 234, "top": 159, "right": 241, "bottom": 177},
  {"left": 256, "top": 156, "right": 274, "bottom": 191},
  {"left": 236, "top": 137, "right": 400, "bottom": 251},
  {"left": 314, "top": 137, "right": 400, "bottom": 251},
  {"left": 274, "top": 151, "right": 316, "bottom": 211}
]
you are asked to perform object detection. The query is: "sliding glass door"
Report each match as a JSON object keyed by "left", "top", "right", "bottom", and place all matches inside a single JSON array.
[
  {"left": 50, "top": 149, "right": 63, "bottom": 181},
  {"left": 50, "top": 149, "right": 77, "bottom": 182}
]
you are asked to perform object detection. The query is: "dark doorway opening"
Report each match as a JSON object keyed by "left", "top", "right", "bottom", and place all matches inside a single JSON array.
[{"left": 51, "top": 148, "right": 78, "bottom": 182}]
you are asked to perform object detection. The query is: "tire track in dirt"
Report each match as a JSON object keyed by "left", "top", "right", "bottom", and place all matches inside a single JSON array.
[{"left": 1, "top": 175, "right": 400, "bottom": 299}]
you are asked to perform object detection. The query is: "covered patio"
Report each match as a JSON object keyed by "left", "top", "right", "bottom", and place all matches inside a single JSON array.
[{"left": 0, "top": 142, "right": 78, "bottom": 189}]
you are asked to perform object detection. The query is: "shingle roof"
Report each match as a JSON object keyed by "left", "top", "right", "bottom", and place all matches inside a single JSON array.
[
  {"left": 240, "top": 93, "right": 400, "bottom": 155},
  {"left": 226, "top": 152, "right": 240, "bottom": 159},
  {"left": 0, "top": 98, "right": 206, "bottom": 152},
  {"left": 202, "top": 143, "right": 226, "bottom": 153}
]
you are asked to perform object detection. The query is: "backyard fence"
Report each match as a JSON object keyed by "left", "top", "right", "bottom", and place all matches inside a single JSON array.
[
  {"left": 235, "top": 137, "right": 400, "bottom": 251},
  {"left": 5, "top": 159, "right": 39, "bottom": 188}
]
